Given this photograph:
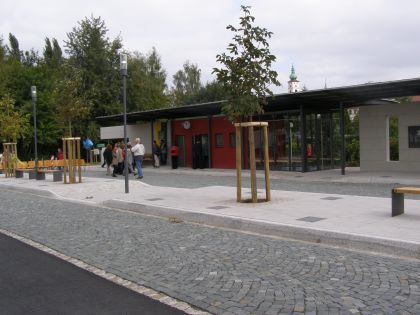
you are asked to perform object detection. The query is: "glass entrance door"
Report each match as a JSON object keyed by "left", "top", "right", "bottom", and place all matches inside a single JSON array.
[{"left": 192, "top": 134, "right": 209, "bottom": 169}]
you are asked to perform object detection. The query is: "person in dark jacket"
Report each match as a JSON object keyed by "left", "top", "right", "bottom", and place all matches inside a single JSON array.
[{"left": 103, "top": 144, "right": 113, "bottom": 175}]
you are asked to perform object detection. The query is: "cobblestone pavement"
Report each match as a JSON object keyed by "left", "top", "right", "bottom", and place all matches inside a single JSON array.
[{"left": 1, "top": 188, "right": 420, "bottom": 315}]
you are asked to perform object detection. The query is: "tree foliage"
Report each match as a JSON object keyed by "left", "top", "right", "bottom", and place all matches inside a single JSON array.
[
  {"left": 171, "top": 60, "right": 202, "bottom": 106},
  {"left": 213, "top": 5, "right": 280, "bottom": 122},
  {"left": 65, "top": 15, "right": 122, "bottom": 119},
  {"left": 0, "top": 95, "right": 30, "bottom": 142},
  {"left": 127, "top": 48, "right": 169, "bottom": 111}
]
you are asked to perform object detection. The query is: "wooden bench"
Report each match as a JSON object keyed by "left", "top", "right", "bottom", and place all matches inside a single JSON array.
[
  {"left": 392, "top": 186, "right": 420, "bottom": 216},
  {"left": 142, "top": 153, "right": 153, "bottom": 166}
]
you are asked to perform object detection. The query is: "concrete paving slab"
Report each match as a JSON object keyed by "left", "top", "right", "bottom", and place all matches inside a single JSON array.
[{"left": 1, "top": 167, "right": 420, "bottom": 258}]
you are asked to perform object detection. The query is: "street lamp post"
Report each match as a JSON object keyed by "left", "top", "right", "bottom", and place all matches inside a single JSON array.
[
  {"left": 120, "top": 53, "right": 129, "bottom": 193},
  {"left": 31, "top": 86, "right": 38, "bottom": 178}
]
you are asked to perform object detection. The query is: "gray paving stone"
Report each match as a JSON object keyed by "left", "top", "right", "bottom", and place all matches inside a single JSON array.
[{"left": 1, "top": 189, "right": 420, "bottom": 315}]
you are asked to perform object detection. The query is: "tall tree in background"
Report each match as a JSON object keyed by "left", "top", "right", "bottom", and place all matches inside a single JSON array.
[
  {"left": 43, "top": 38, "right": 62, "bottom": 68},
  {"left": 65, "top": 15, "right": 122, "bottom": 121},
  {"left": 0, "top": 95, "right": 30, "bottom": 142},
  {"left": 171, "top": 60, "right": 202, "bottom": 106},
  {"left": 196, "top": 80, "right": 228, "bottom": 103},
  {"left": 127, "top": 48, "right": 169, "bottom": 111},
  {"left": 53, "top": 66, "right": 91, "bottom": 137},
  {"left": 213, "top": 5, "right": 280, "bottom": 122},
  {"left": 7, "top": 33, "right": 22, "bottom": 62}
]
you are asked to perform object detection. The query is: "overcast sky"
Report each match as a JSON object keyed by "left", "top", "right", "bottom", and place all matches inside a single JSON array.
[{"left": 1, "top": 0, "right": 420, "bottom": 93}]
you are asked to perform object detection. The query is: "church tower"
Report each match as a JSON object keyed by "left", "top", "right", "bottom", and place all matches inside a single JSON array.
[{"left": 288, "top": 65, "right": 300, "bottom": 93}]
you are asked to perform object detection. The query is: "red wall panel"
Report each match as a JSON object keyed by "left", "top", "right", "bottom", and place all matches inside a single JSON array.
[
  {"left": 171, "top": 117, "right": 236, "bottom": 169},
  {"left": 211, "top": 117, "right": 236, "bottom": 168}
]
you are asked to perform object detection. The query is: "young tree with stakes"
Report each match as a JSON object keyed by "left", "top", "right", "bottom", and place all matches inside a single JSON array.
[{"left": 213, "top": 5, "right": 280, "bottom": 203}]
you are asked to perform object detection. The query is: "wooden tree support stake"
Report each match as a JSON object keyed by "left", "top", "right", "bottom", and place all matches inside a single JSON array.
[{"left": 234, "top": 122, "right": 271, "bottom": 203}]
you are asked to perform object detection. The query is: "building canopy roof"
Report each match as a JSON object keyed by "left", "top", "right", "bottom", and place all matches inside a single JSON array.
[{"left": 97, "top": 77, "right": 420, "bottom": 124}]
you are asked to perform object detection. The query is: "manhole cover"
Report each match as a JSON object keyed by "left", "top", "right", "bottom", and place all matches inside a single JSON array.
[
  {"left": 146, "top": 198, "right": 163, "bottom": 201},
  {"left": 297, "top": 216, "right": 326, "bottom": 223},
  {"left": 321, "top": 197, "right": 343, "bottom": 200},
  {"left": 207, "top": 206, "right": 229, "bottom": 210}
]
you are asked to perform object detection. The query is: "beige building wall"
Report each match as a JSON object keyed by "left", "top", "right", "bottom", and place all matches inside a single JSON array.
[
  {"left": 100, "top": 122, "right": 152, "bottom": 153},
  {"left": 359, "top": 102, "right": 420, "bottom": 172}
]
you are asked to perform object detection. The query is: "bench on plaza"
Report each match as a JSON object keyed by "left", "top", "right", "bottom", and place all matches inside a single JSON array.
[
  {"left": 391, "top": 186, "right": 420, "bottom": 216},
  {"left": 13, "top": 159, "right": 84, "bottom": 182},
  {"left": 37, "top": 169, "right": 63, "bottom": 182},
  {"left": 143, "top": 153, "right": 153, "bottom": 166},
  {"left": 15, "top": 168, "right": 37, "bottom": 179}
]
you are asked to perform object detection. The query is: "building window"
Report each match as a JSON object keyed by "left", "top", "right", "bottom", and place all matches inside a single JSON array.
[
  {"left": 229, "top": 133, "right": 236, "bottom": 148},
  {"left": 215, "top": 133, "right": 224, "bottom": 148},
  {"left": 388, "top": 115, "right": 399, "bottom": 161},
  {"left": 408, "top": 126, "right": 420, "bottom": 148}
]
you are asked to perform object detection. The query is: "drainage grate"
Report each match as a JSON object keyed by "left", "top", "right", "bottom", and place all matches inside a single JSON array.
[
  {"left": 321, "top": 196, "right": 343, "bottom": 200},
  {"left": 380, "top": 175, "right": 392, "bottom": 178},
  {"left": 297, "top": 216, "right": 326, "bottom": 223},
  {"left": 207, "top": 206, "right": 229, "bottom": 210},
  {"left": 145, "top": 198, "right": 163, "bottom": 201},
  {"left": 294, "top": 175, "right": 303, "bottom": 178}
]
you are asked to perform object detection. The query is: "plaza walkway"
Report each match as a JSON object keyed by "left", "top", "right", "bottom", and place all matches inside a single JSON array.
[
  {"left": 1, "top": 166, "right": 420, "bottom": 258},
  {"left": 1, "top": 166, "right": 420, "bottom": 314}
]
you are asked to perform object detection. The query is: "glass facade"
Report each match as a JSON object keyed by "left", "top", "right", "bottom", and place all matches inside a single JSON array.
[{"left": 255, "top": 111, "right": 342, "bottom": 172}]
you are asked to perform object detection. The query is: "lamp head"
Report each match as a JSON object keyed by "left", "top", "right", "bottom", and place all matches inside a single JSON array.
[
  {"left": 31, "top": 86, "right": 37, "bottom": 101},
  {"left": 120, "top": 53, "right": 128, "bottom": 76}
]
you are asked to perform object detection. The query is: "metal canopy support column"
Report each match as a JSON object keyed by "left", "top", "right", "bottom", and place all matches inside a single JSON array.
[
  {"left": 207, "top": 115, "right": 212, "bottom": 168},
  {"left": 339, "top": 102, "right": 346, "bottom": 175},
  {"left": 151, "top": 120, "right": 154, "bottom": 144},
  {"left": 167, "top": 119, "right": 172, "bottom": 168},
  {"left": 300, "top": 105, "right": 307, "bottom": 173},
  {"left": 315, "top": 114, "right": 321, "bottom": 170}
]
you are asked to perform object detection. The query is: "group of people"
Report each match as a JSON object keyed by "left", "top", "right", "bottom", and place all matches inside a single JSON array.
[
  {"left": 102, "top": 138, "right": 145, "bottom": 179},
  {"left": 102, "top": 138, "right": 179, "bottom": 178}
]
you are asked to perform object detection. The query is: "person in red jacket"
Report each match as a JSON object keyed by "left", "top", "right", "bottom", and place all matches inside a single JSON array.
[{"left": 170, "top": 143, "right": 179, "bottom": 169}]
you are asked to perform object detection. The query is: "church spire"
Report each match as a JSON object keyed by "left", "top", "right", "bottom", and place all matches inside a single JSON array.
[
  {"left": 289, "top": 65, "right": 298, "bottom": 81},
  {"left": 288, "top": 65, "right": 300, "bottom": 93}
]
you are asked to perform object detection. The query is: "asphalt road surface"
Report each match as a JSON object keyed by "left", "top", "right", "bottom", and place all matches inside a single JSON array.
[{"left": 0, "top": 232, "right": 186, "bottom": 315}]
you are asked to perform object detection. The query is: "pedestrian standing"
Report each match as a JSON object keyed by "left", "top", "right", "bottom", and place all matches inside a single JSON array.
[
  {"left": 111, "top": 143, "right": 120, "bottom": 177},
  {"left": 125, "top": 142, "right": 135, "bottom": 175},
  {"left": 131, "top": 137, "right": 145, "bottom": 179},
  {"left": 160, "top": 139, "right": 167, "bottom": 165},
  {"left": 118, "top": 143, "right": 125, "bottom": 175},
  {"left": 103, "top": 144, "right": 113, "bottom": 175},
  {"left": 152, "top": 140, "right": 160, "bottom": 168},
  {"left": 170, "top": 142, "right": 179, "bottom": 169},
  {"left": 57, "top": 148, "right": 64, "bottom": 170}
]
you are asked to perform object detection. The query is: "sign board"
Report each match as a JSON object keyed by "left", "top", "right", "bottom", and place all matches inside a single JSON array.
[{"left": 97, "top": 143, "right": 105, "bottom": 148}]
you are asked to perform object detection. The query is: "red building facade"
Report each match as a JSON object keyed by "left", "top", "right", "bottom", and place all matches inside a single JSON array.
[{"left": 171, "top": 116, "right": 237, "bottom": 169}]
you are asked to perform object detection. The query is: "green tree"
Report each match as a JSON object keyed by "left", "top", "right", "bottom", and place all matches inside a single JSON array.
[
  {"left": 53, "top": 66, "right": 91, "bottom": 137},
  {"left": 213, "top": 5, "right": 280, "bottom": 122},
  {"left": 43, "top": 38, "right": 62, "bottom": 68},
  {"left": 0, "top": 95, "right": 30, "bottom": 142},
  {"left": 127, "top": 48, "right": 169, "bottom": 111},
  {"left": 7, "top": 33, "right": 22, "bottom": 62},
  {"left": 171, "top": 60, "right": 202, "bottom": 106},
  {"left": 64, "top": 15, "right": 122, "bottom": 120},
  {"left": 196, "top": 80, "right": 228, "bottom": 103}
]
